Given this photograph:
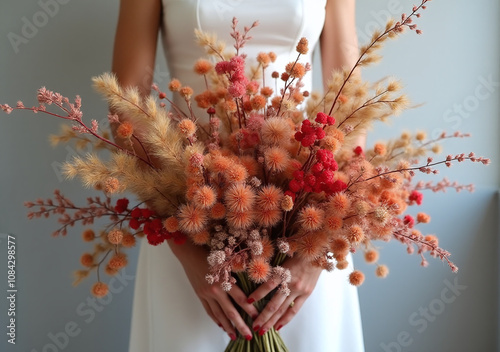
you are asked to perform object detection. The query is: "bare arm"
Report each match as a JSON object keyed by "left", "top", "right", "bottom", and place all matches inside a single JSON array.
[{"left": 112, "top": 0, "right": 257, "bottom": 340}]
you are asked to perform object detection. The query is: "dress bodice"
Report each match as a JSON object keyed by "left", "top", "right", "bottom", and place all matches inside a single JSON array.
[{"left": 160, "top": 0, "right": 326, "bottom": 118}]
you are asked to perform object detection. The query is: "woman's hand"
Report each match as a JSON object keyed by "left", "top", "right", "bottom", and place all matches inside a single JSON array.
[
  {"left": 247, "top": 255, "right": 323, "bottom": 335},
  {"left": 168, "top": 240, "right": 259, "bottom": 341}
]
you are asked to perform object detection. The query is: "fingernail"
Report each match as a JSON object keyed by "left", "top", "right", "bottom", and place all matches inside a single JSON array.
[
  {"left": 253, "top": 325, "right": 260, "bottom": 332},
  {"left": 247, "top": 297, "right": 255, "bottom": 304},
  {"left": 252, "top": 314, "right": 258, "bottom": 320},
  {"left": 258, "top": 328, "right": 267, "bottom": 336},
  {"left": 276, "top": 325, "right": 283, "bottom": 331},
  {"left": 229, "top": 333, "right": 237, "bottom": 341},
  {"left": 245, "top": 334, "right": 252, "bottom": 341}
]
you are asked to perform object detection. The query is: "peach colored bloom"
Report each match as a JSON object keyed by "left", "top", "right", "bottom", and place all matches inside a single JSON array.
[
  {"left": 178, "top": 204, "right": 208, "bottom": 234},
  {"left": 226, "top": 210, "right": 254, "bottom": 229},
  {"left": 248, "top": 258, "right": 270, "bottom": 283},
  {"left": 364, "top": 250, "right": 379, "bottom": 263},
  {"left": 193, "top": 59, "right": 213, "bottom": 75},
  {"left": 193, "top": 185, "right": 217, "bottom": 209},
  {"left": 225, "top": 184, "right": 255, "bottom": 213},
  {"left": 281, "top": 195, "right": 294, "bottom": 211},
  {"left": 417, "top": 212, "right": 431, "bottom": 223},
  {"left": 285, "top": 62, "right": 306, "bottom": 79},
  {"left": 264, "top": 147, "right": 290, "bottom": 173},
  {"left": 121, "top": 233, "right": 136, "bottom": 248},
  {"left": 261, "top": 117, "right": 292, "bottom": 145},
  {"left": 224, "top": 163, "right": 248, "bottom": 183},
  {"left": 82, "top": 229, "right": 95, "bottom": 242},
  {"left": 349, "top": 270, "right": 365, "bottom": 286},
  {"left": 256, "top": 185, "right": 283, "bottom": 210},
  {"left": 92, "top": 282, "right": 109, "bottom": 297},
  {"left": 104, "top": 177, "right": 120, "bottom": 194},
  {"left": 191, "top": 230, "right": 210, "bottom": 245},
  {"left": 256, "top": 208, "right": 282, "bottom": 227},
  {"left": 296, "top": 37, "right": 309, "bottom": 54},
  {"left": 373, "top": 143, "right": 387, "bottom": 156},
  {"left": 178, "top": 119, "right": 197, "bottom": 136},
  {"left": 375, "top": 265, "right": 389, "bottom": 278},
  {"left": 163, "top": 216, "right": 179, "bottom": 232},
  {"left": 251, "top": 95, "right": 266, "bottom": 110},
  {"left": 107, "top": 229, "right": 123, "bottom": 245},
  {"left": 116, "top": 121, "right": 134, "bottom": 139},
  {"left": 347, "top": 225, "right": 365, "bottom": 244},
  {"left": 80, "top": 253, "right": 94, "bottom": 267},
  {"left": 260, "top": 86, "right": 273, "bottom": 98},
  {"left": 336, "top": 260, "right": 349, "bottom": 270},
  {"left": 298, "top": 206, "right": 325, "bottom": 231},
  {"left": 210, "top": 203, "right": 226, "bottom": 219},
  {"left": 325, "top": 216, "right": 343, "bottom": 232},
  {"left": 180, "top": 86, "right": 194, "bottom": 100},
  {"left": 168, "top": 79, "right": 181, "bottom": 91},
  {"left": 108, "top": 253, "right": 128, "bottom": 270}
]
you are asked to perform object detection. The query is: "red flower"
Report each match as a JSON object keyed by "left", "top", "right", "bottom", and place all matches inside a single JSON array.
[
  {"left": 114, "top": 198, "right": 129, "bottom": 213},
  {"left": 354, "top": 146, "right": 364, "bottom": 156},
  {"left": 403, "top": 215, "right": 415, "bottom": 228},
  {"left": 315, "top": 112, "right": 328, "bottom": 124},
  {"left": 409, "top": 190, "right": 423, "bottom": 205}
]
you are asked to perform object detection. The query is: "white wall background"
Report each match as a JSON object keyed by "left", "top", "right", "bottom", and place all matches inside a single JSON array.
[{"left": 0, "top": 1, "right": 498, "bottom": 351}]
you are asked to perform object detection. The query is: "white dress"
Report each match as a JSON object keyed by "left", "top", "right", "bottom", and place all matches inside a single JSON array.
[{"left": 129, "top": 1, "right": 365, "bottom": 351}]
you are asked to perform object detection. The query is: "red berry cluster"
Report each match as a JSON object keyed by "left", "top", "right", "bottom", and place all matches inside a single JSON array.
[
  {"left": 294, "top": 112, "right": 335, "bottom": 148},
  {"left": 408, "top": 190, "right": 423, "bottom": 205},
  {"left": 126, "top": 205, "right": 186, "bottom": 246},
  {"left": 403, "top": 214, "right": 415, "bottom": 228},
  {"left": 287, "top": 148, "right": 347, "bottom": 198}
]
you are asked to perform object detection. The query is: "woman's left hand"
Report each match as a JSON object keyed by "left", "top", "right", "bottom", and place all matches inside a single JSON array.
[{"left": 247, "top": 255, "right": 323, "bottom": 335}]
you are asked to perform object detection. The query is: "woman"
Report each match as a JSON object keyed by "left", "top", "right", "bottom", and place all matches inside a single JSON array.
[{"left": 112, "top": 1, "right": 365, "bottom": 351}]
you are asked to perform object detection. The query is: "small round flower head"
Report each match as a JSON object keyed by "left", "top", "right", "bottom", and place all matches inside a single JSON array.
[
  {"left": 92, "top": 282, "right": 109, "bottom": 297},
  {"left": 80, "top": 253, "right": 94, "bottom": 267},
  {"left": 264, "top": 147, "right": 290, "bottom": 173},
  {"left": 271, "top": 71, "right": 280, "bottom": 79},
  {"left": 375, "top": 265, "right": 389, "bottom": 278},
  {"left": 325, "top": 216, "right": 343, "bottom": 232},
  {"left": 248, "top": 240, "right": 264, "bottom": 256},
  {"left": 298, "top": 206, "right": 325, "bottom": 231},
  {"left": 82, "top": 229, "right": 95, "bottom": 242},
  {"left": 277, "top": 238, "right": 290, "bottom": 253},
  {"left": 256, "top": 52, "right": 271, "bottom": 67},
  {"left": 191, "top": 230, "right": 210, "bottom": 245},
  {"left": 207, "top": 250, "right": 226, "bottom": 266},
  {"left": 261, "top": 117, "right": 292, "bottom": 145},
  {"left": 225, "top": 183, "right": 255, "bottom": 213},
  {"left": 193, "top": 185, "right": 217, "bottom": 209},
  {"left": 432, "top": 144, "right": 442, "bottom": 154},
  {"left": 210, "top": 203, "right": 226, "bottom": 220},
  {"left": 417, "top": 212, "right": 431, "bottom": 223},
  {"left": 121, "top": 233, "right": 136, "bottom": 248},
  {"left": 168, "top": 78, "right": 181, "bottom": 91},
  {"left": 336, "top": 259, "right": 349, "bottom": 270},
  {"left": 105, "top": 264, "right": 119, "bottom": 276},
  {"left": 116, "top": 121, "right": 134, "bottom": 139},
  {"left": 424, "top": 235, "right": 438, "bottom": 246},
  {"left": 296, "top": 37, "right": 309, "bottom": 54},
  {"left": 205, "top": 274, "right": 215, "bottom": 285},
  {"left": 285, "top": 62, "right": 306, "bottom": 79},
  {"left": 330, "top": 238, "right": 350, "bottom": 255},
  {"left": 256, "top": 208, "right": 282, "bottom": 227},
  {"left": 281, "top": 192, "right": 295, "bottom": 210},
  {"left": 227, "top": 210, "right": 254, "bottom": 229},
  {"left": 416, "top": 131, "right": 426, "bottom": 141},
  {"left": 178, "top": 204, "right": 208, "bottom": 234},
  {"left": 193, "top": 59, "right": 213, "bottom": 75},
  {"left": 180, "top": 86, "right": 194, "bottom": 100},
  {"left": 257, "top": 185, "right": 283, "bottom": 211},
  {"left": 104, "top": 177, "right": 120, "bottom": 194},
  {"left": 348, "top": 270, "right": 365, "bottom": 286},
  {"left": 107, "top": 229, "right": 123, "bottom": 245},
  {"left": 297, "top": 231, "right": 328, "bottom": 261},
  {"left": 373, "top": 143, "right": 387, "bottom": 156},
  {"left": 260, "top": 86, "right": 273, "bottom": 98},
  {"left": 251, "top": 95, "right": 267, "bottom": 110},
  {"left": 163, "top": 216, "right": 179, "bottom": 232},
  {"left": 178, "top": 119, "right": 197, "bottom": 136},
  {"left": 328, "top": 193, "right": 351, "bottom": 216},
  {"left": 364, "top": 249, "right": 379, "bottom": 264},
  {"left": 347, "top": 225, "right": 365, "bottom": 244},
  {"left": 224, "top": 163, "right": 248, "bottom": 183},
  {"left": 373, "top": 207, "right": 390, "bottom": 225},
  {"left": 108, "top": 253, "right": 128, "bottom": 270},
  {"left": 248, "top": 257, "right": 270, "bottom": 283},
  {"left": 221, "top": 281, "right": 232, "bottom": 292}
]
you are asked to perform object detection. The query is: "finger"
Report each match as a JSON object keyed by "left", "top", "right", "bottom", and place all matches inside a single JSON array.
[
  {"left": 273, "top": 295, "right": 306, "bottom": 332},
  {"left": 200, "top": 299, "right": 223, "bottom": 329},
  {"left": 260, "top": 294, "right": 297, "bottom": 332},
  {"left": 206, "top": 299, "right": 237, "bottom": 340},
  {"left": 246, "top": 279, "right": 279, "bottom": 305},
  {"left": 228, "top": 284, "right": 259, "bottom": 320},
  {"left": 217, "top": 294, "right": 253, "bottom": 340},
  {"left": 252, "top": 290, "right": 287, "bottom": 334}
]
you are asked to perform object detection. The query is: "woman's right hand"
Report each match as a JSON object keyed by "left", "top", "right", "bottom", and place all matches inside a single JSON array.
[{"left": 168, "top": 239, "right": 258, "bottom": 341}]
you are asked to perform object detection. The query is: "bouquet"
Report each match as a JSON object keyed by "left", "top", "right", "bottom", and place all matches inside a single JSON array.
[{"left": 0, "top": 1, "right": 489, "bottom": 351}]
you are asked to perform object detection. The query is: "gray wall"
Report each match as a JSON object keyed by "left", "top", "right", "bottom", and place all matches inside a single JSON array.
[{"left": 0, "top": 1, "right": 498, "bottom": 351}]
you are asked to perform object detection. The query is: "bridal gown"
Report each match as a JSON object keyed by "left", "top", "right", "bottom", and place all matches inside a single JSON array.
[{"left": 128, "top": 1, "right": 365, "bottom": 351}]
